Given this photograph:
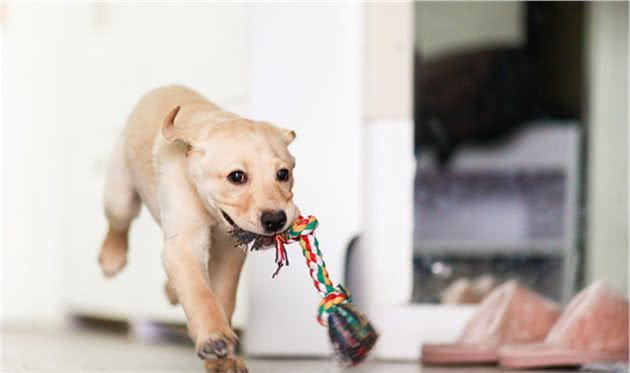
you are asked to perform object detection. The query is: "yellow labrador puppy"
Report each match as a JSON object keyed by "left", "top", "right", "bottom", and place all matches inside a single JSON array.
[{"left": 98, "top": 85, "right": 299, "bottom": 372}]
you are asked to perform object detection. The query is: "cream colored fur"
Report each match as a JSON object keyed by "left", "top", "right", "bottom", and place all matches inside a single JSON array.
[{"left": 98, "top": 85, "right": 298, "bottom": 373}]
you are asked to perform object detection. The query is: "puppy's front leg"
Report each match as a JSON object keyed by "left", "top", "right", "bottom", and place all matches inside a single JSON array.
[
  {"left": 208, "top": 229, "right": 247, "bottom": 324},
  {"left": 162, "top": 228, "right": 237, "bottom": 360}
]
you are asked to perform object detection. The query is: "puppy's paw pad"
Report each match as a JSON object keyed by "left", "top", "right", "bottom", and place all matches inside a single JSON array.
[
  {"left": 204, "top": 357, "right": 248, "bottom": 373},
  {"left": 197, "top": 333, "right": 236, "bottom": 360}
]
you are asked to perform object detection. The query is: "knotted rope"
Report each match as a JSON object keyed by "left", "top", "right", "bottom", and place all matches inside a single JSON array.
[
  {"left": 272, "top": 215, "right": 378, "bottom": 365},
  {"left": 273, "top": 215, "right": 349, "bottom": 325}
]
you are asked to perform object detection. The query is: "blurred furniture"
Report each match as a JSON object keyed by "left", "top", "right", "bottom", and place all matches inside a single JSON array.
[{"left": 414, "top": 124, "right": 581, "bottom": 302}]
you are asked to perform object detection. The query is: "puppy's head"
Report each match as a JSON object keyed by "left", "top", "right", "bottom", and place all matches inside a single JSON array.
[{"left": 162, "top": 104, "right": 299, "bottom": 237}]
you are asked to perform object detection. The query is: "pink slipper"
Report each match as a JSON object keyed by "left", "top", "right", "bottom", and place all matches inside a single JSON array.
[
  {"left": 422, "top": 281, "right": 561, "bottom": 365},
  {"left": 499, "top": 281, "right": 629, "bottom": 369}
]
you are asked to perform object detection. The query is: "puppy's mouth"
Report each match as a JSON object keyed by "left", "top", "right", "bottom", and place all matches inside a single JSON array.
[
  {"left": 221, "top": 210, "right": 237, "bottom": 227},
  {"left": 220, "top": 210, "right": 275, "bottom": 251}
]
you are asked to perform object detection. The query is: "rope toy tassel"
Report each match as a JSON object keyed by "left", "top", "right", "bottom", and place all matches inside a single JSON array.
[{"left": 273, "top": 215, "right": 378, "bottom": 366}]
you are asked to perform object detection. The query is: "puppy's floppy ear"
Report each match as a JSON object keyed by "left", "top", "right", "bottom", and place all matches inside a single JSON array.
[
  {"left": 162, "top": 105, "right": 183, "bottom": 142},
  {"left": 162, "top": 105, "right": 205, "bottom": 146},
  {"left": 278, "top": 128, "right": 296, "bottom": 145},
  {"left": 163, "top": 103, "right": 238, "bottom": 146}
]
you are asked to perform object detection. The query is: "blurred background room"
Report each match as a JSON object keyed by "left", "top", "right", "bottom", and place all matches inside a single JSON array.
[{"left": 1, "top": 2, "right": 628, "bottom": 372}]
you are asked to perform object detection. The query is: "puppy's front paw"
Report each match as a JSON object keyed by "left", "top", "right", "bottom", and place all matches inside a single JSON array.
[
  {"left": 204, "top": 356, "right": 248, "bottom": 373},
  {"left": 98, "top": 230, "right": 128, "bottom": 277},
  {"left": 197, "top": 331, "right": 238, "bottom": 360}
]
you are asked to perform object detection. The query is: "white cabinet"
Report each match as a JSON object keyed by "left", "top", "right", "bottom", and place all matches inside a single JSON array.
[{"left": 244, "top": 3, "right": 364, "bottom": 356}]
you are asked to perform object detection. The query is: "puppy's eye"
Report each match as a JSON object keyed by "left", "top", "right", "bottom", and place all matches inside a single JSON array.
[
  {"left": 277, "top": 168, "right": 290, "bottom": 182},
  {"left": 227, "top": 170, "right": 247, "bottom": 185}
]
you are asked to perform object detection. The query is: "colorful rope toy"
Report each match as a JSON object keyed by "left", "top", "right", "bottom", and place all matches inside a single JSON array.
[{"left": 272, "top": 215, "right": 379, "bottom": 366}]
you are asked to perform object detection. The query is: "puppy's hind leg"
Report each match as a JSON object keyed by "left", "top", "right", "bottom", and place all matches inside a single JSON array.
[{"left": 99, "top": 139, "right": 140, "bottom": 277}]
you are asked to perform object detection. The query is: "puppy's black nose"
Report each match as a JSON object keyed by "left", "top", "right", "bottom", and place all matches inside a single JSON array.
[{"left": 261, "top": 210, "right": 287, "bottom": 233}]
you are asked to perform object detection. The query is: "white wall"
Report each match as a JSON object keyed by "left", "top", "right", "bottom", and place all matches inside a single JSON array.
[
  {"left": 1, "top": 4, "right": 67, "bottom": 324},
  {"left": 364, "top": 2, "right": 413, "bottom": 119},
  {"left": 415, "top": 2, "right": 524, "bottom": 59},
  {"left": 585, "top": 2, "right": 629, "bottom": 295}
]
